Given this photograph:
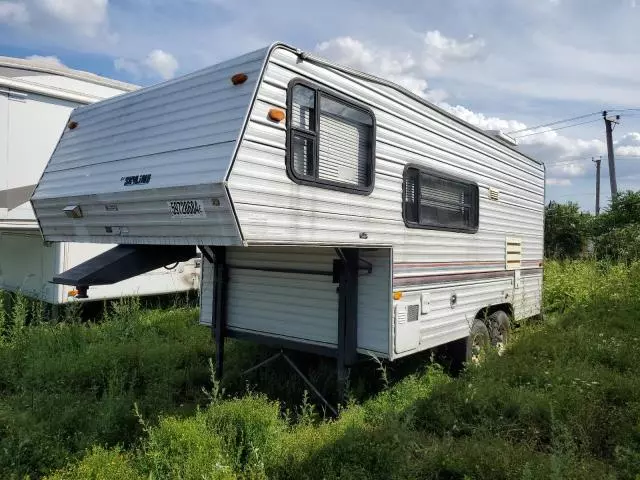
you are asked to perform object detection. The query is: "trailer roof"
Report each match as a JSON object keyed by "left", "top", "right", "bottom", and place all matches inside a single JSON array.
[{"left": 0, "top": 56, "right": 138, "bottom": 92}]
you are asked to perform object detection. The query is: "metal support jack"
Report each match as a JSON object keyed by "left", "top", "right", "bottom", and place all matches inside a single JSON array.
[
  {"left": 334, "top": 248, "right": 359, "bottom": 401},
  {"left": 199, "top": 246, "right": 228, "bottom": 380},
  {"left": 241, "top": 350, "right": 338, "bottom": 417}
]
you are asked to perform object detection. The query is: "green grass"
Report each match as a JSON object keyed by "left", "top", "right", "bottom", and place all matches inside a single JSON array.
[
  {"left": 2, "top": 261, "right": 640, "bottom": 479},
  {"left": 0, "top": 296, "right": 213, "bottom": 478}
]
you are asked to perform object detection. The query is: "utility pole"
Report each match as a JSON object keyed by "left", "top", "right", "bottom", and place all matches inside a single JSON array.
[
  {"left": 603, "top": 111, "right": 620, "bottom": 198},
  {"left": 592, "top": 156, "right": 601, "bottom": 215}
]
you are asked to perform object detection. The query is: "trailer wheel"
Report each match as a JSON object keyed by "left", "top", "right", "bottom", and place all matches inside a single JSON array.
[
  {"left": 488, "top": 310, "right": 511, "bottom": 355},
  {"left": 467, "top": 319, "right": 490, "bottom": 365}
]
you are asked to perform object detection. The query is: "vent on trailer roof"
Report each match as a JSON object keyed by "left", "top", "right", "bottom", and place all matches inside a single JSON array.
[{"left": 505, "top": 237, "right": 522, "bottom": 270}]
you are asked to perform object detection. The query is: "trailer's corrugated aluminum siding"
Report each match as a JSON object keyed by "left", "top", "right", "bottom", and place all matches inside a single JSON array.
[
  {"left": 199, "top": 247, "right": 390, "bottom": 356},
  {"left": 513, "top": 271, "right": 543, "bottom": 320},
  {"left": 229, "top": 46, "right": 544, "bottom": 265},
  {"left": 396, "top": 277, "right": 514, "bottom": 358},
  {"left": 32, "top": 47, "right": 271, "bottom": 245},
  {"left": 225, "top": 45, "right": 543, "bottom": 350}
]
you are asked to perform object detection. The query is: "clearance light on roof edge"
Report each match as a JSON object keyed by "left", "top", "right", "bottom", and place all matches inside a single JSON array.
[
  {"left": 268, "top": 108, "right": 285, "bottom": 122},
  {"left": 231, "top": 73, "right": 248, "bottom": 85},
  {"left": 393, "top": 291, "right": 403, "bottom": 300}
]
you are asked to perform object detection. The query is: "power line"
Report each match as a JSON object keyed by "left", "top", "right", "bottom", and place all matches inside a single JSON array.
[
  {"left": 506, "top": 108, "right": 640, "bottom": 137},
  {"left": 505, "top": 111, "right": 602, "bottom": 135},
  {"left": 543, "top": 155, "right": 640, "bottom": 170},
  {"left": 513, "top": 118, "right": 602, "bottom": 138},
  {"left": 608, "top": 108, "right": 640, "bottom": 113}
]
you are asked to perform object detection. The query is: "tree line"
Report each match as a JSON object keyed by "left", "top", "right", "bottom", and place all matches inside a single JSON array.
[{"left": 544, "top": 191, "right": 640, "bottom": 261}]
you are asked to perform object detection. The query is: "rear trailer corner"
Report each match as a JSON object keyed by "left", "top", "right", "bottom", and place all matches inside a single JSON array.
[{"left": 30, "top": 46, "right": 271, "bottom": 247}]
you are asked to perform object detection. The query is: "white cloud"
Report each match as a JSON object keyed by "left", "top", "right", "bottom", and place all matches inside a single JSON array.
[
  {"left": 615, "top": 132, "right": 640, "bottom": 156},
  {"left": 144, "top": 49, "right": 179, "bottom": 80},
  {"left": 315, "top": 35, "right": 609, "bottom": 175},
  {"left": 0, "top": 0, "right": 108, "bottom": 37},
  {"left": 115, "top": 49, "right": 179, "bottom": 80},
  {"left": 39, "top": 0, "right": 108, "bottom": 36},
  {"left": 25, "top": 54, "right": 66, "bottom": 68},
  {"left": 0, "top": 2, "right": 29, "bottom": 24},
  {"left": 440, "top": 103, "right": 527, "bottom": 132},
  {"left": 422, "top": 31, "right": 486, "bottom": 73},
  {"left": 316, "top": 36, "right": 429, "bottom": 96},
  {"left": 546, "top": 178, "right": 572, "bottom": 186},
  {"left": 316, "top": 31, "right": 486, "bottom": 100},
  {"left": 549, "top": 163, "right": 587, "bottom": 177},
  {"left": 114, "top": 57, "right": 140, "bottom": 77}
]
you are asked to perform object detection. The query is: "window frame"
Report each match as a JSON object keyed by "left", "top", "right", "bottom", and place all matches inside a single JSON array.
[
  {"left": 402, "top": 164, "right": 479, "bottom": 234},
  {"left": 285, "top": 78, "right": 376, "bottom": 195}
]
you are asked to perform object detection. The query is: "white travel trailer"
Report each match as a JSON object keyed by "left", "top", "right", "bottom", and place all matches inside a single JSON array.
[
  {"left": 30, "top": 43, "right": 544, "bottom": 379},
  {"left": 0, "top": 56, "right": 200, "bottom": 304}
]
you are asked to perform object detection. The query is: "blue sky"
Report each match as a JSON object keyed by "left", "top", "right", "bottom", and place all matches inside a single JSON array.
[{"left": 2, "top": 0, "right": 640, "bottom": 211}]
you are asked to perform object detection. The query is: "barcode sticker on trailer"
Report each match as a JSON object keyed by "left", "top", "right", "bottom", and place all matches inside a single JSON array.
[{"left": 168, "top": 200, "right": 207, "bottom": 218}]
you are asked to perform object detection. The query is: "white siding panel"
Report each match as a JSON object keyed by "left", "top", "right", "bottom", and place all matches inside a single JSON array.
[
  {"left": 35, "top": 184, "right": 241, "bottom": 245},
  {"left": 394, "top": 277, "right": 514, "bottom": 359},
  {"left": 357, "top": 249, "right": 391, "bottom": 356},
  {"left": 513, "top": 272, "right": 543, "bottom": 320},
  {"left": 199, "top": 258, "right": 215, "bottom": 326},
  {"left": 33, "top": 47, "right": 270, "bottom": 245},
  {"left": 227, "top": 44, "right": 543, "bottom": 355},
  {"left": 229, "top": 46, "right": 544, "bottom": 265},
  {"left": 229, "top": 247, "right": 338, "bottom": 346},
  {"left": 0, "top": 92, "right": 7, "bottom": 221},
  {"left": 199, "top": 246, "right": 391, "bottom": 355}
]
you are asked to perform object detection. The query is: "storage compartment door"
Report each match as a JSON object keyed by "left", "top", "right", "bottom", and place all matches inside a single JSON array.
[
  {"left": 226, "top": 247, "right": 338, "bottom": 347},
  {"left": 394, "top": 301, "right": 421, "bottom": 354}
]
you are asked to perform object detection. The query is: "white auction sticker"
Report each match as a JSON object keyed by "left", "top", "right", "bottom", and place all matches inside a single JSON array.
[{"left": 168, "top": 200, "right": 207, "bottom": 218}]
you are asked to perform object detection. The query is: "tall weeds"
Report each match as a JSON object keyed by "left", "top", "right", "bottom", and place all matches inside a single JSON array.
[{"left": 6, "top": 261, "right": 640, "bottom": 479}]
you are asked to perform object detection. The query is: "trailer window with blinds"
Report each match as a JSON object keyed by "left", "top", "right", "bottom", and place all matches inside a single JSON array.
[
  {"left": 403, "top": 166, "right": 479, "bottom": 233},
  {"left": 287, "top": 80, "right": 375, "bottom": 194}
]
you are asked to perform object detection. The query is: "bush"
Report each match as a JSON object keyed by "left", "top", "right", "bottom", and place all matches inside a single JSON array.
[
  {"left": 138, "top": 412, "right": 235, "bottom": 480},
  {"left": 46, "top": 447, "right": 142, "bottom": 480}
]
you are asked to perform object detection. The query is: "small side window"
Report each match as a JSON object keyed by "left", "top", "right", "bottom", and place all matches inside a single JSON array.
[
  {"left": 287, "top": 80, "right": 375, "bottom": 194},
  {"left": 403, "top": 166, "right": 479, "bottom": 233}
]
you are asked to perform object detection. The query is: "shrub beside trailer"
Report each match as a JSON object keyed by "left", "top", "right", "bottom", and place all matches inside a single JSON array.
[
  {"left": 30, "top": 43, "right": 544, "bottom": 381},
  {"left": 0, "top": 56, "right": 199, "bottom": 303}
]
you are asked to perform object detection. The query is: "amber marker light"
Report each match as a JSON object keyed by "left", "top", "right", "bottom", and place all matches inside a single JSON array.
[
  {"left": 231, "top": 73, "right": 248, "bottom": 85},
  {"left": 268, "top": 108, "right": 285, "bottom": 122},
  {"left": 393, "top": 291, "right": 403, "bottom": 300}
]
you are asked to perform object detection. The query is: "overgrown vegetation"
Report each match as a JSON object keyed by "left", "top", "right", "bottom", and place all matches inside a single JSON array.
[
  {"left": 0, "top": 295, "right": 213, "bottom": 478},
  {"left": 545, "top": 190, "right": 640, "bottom": 261},
  {"left": 1, "top": 260, "right": 639, "bottom": 479}
]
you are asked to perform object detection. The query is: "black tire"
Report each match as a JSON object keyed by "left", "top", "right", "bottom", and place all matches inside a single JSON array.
[
  {"left": 466, "top": 319, "right": 491, "bottom": 365},
  {"left": 488, "top": 310, "right": 511, "bottom": 351}
]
